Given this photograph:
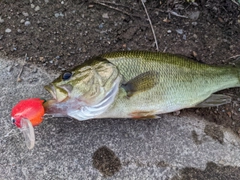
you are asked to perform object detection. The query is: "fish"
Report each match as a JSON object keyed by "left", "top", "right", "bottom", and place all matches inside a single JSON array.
[{"left": 43, "top": 51, "right": 240, "bottom": 120}]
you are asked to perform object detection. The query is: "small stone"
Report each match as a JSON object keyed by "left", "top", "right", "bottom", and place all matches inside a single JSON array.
[
  {"left": 227, "top": 111, "right": 232, "bottom": 118},
  {"left": 22, "top": 12, "right": 29, "bottom": 16},
  {"left": 54, "top": 59, "right": 59, "bottom": 66},
  {"left": 99, "top": 23, "right": 104, "bottom": 29},
  {"left": 55, "top": 13, "right": 60, "bottom": 18},
  {"left": 29, "top": 0, "right": 33, "bottom": 3},
  {"left": 183, "top": 34, "right": 187, "bottom": 40},
  {"left": 192, "top": 22, "right": 197, "bottom": 26},
  {"left": 163, "top": 18, "right": 171, "bottom": 23},
  {"left": 0, "top": 17, "right": 4, "bottom": 23},
  {"left": 188, "top": 11, "right": 200, "bottom": 20},
  {"left": 5, "top": 28, "right": 11, "bottom": 33},
  {"left": 39, "top": 57, "right": 45, "bottom": 62},
  {"left": 34, "top": 6, "right": 40, "bottom": 11},
  {"left": 20, "top": 19, "right": 25, "bottom": 23},
  {"left": 24, "top": 21, "right": 31, "bottom": 26},
  {"left": 193, "top": 34, "right": 198, "bottom": 39},
  {"left": 55, "top": 12, "right": 64, "bottom": 18},
  {"left": 44, "top": 0, "right": 49, "bottom": 3},
  {"left": 102, "top": 13, "right": 109, "bottom": 19},
  {"left": 0, "top": 35, "right": 3, "bottom": 40},
  {"left": 167, "top": 30, "right": 172, "bottom": 34},
  {"left": 238, "top": 108, "right": 240, "bottom": 112},
  {"left": 7, "top": 65, "right": 13, "bottom": 72},
  {"left": 31, "top": 4, "right": 35, "bottom": 9},
  {"left": 61, "top": 1, "right": 64, "bottom": 4},
  {"left": 192, "top": 51, "right": 197, "bottom": 57},
  {"left": 176, "top": 29, "right": 183, "bottom": 35},
  {"left": 173, "top": 111, "right": 180, "bottom": 116},
  {"left": 218, "top": 160, "right": 225, "bottom": 165}
]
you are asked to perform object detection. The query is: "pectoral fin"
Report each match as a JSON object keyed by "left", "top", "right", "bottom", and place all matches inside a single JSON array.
[
  {"left": 122, "top": 71, "right": 159, "bottom": 97},
  {"left": 195, "top": 94, "right": 231, "bottom": 108}
]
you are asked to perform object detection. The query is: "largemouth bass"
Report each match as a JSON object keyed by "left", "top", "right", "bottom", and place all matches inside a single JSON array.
[{"left": 44, "top": 51, "right": 240, "bottom": 120}]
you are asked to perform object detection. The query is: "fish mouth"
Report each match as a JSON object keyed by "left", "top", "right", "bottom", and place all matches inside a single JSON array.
[
  {"left": 44, "top": 83, "right": 71, "bottom": 102},
  {"left": 44, "top": 84, "right": 57, "bottom": 100}
]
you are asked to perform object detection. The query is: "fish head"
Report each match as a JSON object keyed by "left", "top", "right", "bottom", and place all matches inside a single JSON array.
[{"left": 44, "top": 57, "right": 121, "bottom": 119}]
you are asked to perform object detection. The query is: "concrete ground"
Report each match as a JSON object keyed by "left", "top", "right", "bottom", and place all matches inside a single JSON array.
[{"left": 1, "top": 57, "right": 240, "bottom": 179}]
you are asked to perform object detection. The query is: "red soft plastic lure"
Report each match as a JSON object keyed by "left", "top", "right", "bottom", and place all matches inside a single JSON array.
[{"left": 11, "top": 98, "right": 45, "bottom": 149}]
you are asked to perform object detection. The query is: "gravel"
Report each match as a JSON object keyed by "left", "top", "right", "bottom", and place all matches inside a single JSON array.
[{"left": 5, "top": 28, "right": 11, "bottom": 33}]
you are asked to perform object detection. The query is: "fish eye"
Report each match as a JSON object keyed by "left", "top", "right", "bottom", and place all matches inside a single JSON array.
[
  {"left": 11, "top": 117, "right": 16, "bottom": 124},
  {"left": 62, "top": 71, "right": 72, "bottom": 80}
]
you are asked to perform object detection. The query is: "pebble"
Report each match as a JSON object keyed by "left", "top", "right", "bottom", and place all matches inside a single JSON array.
[
  {"left": 192, "top": 22, "right": 197, "bottom": 26},
  {"left": 7, "top": 65, "right": 13, "bottom": 72},
  {"left": 34, "top": 6, "right": 40, "bottom": 11},
  {"left": 5, "top": 28, "right": 11, "bottom": 33},
  {"left": 32, "top": 68, "right": 38, "bottom": 73},
  {"left": 188, "top": 11, "right": 200, "bottom": 20},
  {"left": 99, "top": 23, "right": 104, "bottom": 29},
  {"left": 20, "top": 19, "right": 25, "bottom": 23},
  {"left": 173, "top": 110, "right": 180, "bottom": 116},
  {"left": 39, "top": 57, "right": 45, "bottom": 62},
  {"left": 24, "top": 21, "right": 31, "bottom": 26},
  {"left": 227, "top": 111, "right": 232, "bottom": 118},
  {"left": 167, "top": 30, "right": 172, "bottom": 34},
  {"left": 55, "top": 12, "right": 64, "bottom": 18},
  {"left": 31, "top": 4, "right": 35, "bottom": 9},
  {"left": 102, "top": 13, "right": 109, "bottom": 19},
  {"left": 192, "top": 51, "right": 197, "bottom": 57},
  {"left": 183, "top": 34, "right": 187, "bottom": 40},
  {"left": 0, "top": 17, "right": 4, "bottom": 23},
  {"left": 17, "top": 29, "right": 22, "bottom": 33},
  {"left": 22, "top": 12, "right": 29, "bottom": 16},
  {"left": 45, "top": 0, "right": 49, "bottom": 3},
  {"left": 176, "top": 29, "right": 183, "bottom": 35}
]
